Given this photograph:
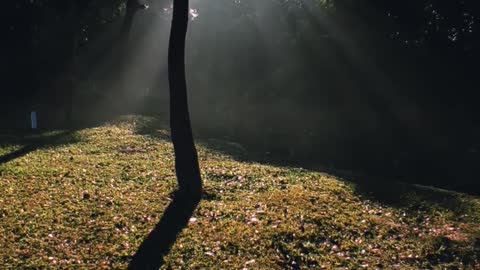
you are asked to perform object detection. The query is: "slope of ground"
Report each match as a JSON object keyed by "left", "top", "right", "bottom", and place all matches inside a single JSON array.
[{"left": 0, "top": 116, "right": 479, "bottom": 269}]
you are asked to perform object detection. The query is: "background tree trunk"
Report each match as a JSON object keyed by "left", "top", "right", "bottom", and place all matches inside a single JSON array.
[
  {"left": 65, "top": 0, "right": 81, "bottom": 128},
  {"left": 121, "top": 0, "right": 142, "bottom": 38},
  {"left": 118, "top": 0, "right": 147, "bottom": 113}
]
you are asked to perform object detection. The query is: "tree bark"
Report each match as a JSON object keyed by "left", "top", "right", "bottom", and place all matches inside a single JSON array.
[
  {"left": 65, "top": 0, "right": 81, "bottom": 129},
  {"left": 121, "top": 0, "right": 142, "bottom": 39},
  {"left": 169, "top": 0, "right": 202, "bottom": 197},
  {"left": 127, "top": 2, "right": 201, "bottom": 268},
  {"left": 118, "top": 0, "right": 148, "bottom": 113}
]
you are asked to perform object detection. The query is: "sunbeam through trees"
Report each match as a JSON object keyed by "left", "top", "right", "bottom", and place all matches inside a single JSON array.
[{"left": 2, "top": 0, "right": 480, "bottom": 268}]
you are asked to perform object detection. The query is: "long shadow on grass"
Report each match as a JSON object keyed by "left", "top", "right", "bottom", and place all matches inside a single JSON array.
[
  {"left": 0, "top": 114, "right": 141, "bottom": 165},
  {"left": 237, "top": 155, "right": 480, "bottom": 220},
  {"left": 133, "top": 116, "right": 480, "bottom": 268},
  {"left": 133, "top": 116, "right": 479, "bottom": 217},
  {"left": 128, "top": 190, "right": 201, "bottom": 269},
  {"left": 0, "top": 130, "right": 80, "bottom": 164}
]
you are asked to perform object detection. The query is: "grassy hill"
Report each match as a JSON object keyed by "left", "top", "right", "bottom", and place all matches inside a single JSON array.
[{"left": 0, "top": 116, "right": 479, "bottom": 269}]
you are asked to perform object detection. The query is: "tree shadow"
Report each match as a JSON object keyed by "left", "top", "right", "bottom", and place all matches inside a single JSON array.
[
  {"left": 129, "top": 115, "right": 480, "bottom": 270},
  {"left": 0, "top": 130, "right": 81, "bottom": 165},
  {"left": 353, "top": 176, "right": 478, "bottom": 214},
  {"left": 128, "top": 114, "right": 202, "bottom": 269},
  {"left": 242, "top": 152, "right": 480, "bottom": 219},
  {"left": 133, "top": 115, "right": 171, "bottom": 141},
  {"left": 133, "top": 116, "right": 479, "bottom": 217},
  {"left": 128, "top": 189, "right": 201, "bottom": 269}
]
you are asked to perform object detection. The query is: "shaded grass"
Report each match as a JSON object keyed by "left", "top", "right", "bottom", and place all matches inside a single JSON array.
[
  {"left": 0, "top": 130, "right": 81, "bottom": 164},
  {"left": 0, "top": 115, "right": 479, "bottom": 269}
]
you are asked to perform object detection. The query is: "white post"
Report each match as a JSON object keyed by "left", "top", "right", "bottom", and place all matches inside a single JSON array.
[{"left": 31, "top": 111, "right": 37, "bottom": 129}]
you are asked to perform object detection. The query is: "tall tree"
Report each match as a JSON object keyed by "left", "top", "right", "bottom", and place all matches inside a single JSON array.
[
  {"left": 118, "top": 0, "right": 149, "bottom": 112},
  {"left": 121, "top": 0, "right": 149, "bottom": 38},
  {"left": 65, "top": 0, "right": 81, "bottom": 128},
  {"left": 169, "top": 0, "right": 203, "bottom": 198},
  {"left": 128, "top": 1, "right": 202, "bottom": 268}
]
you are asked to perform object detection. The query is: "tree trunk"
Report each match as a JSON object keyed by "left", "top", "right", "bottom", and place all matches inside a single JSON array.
[
  {"left": 65, "top": 0, "right": 80, "bottom": 129},
  {"left": 127, "top": 3, "right": 202, "bottom": 267},
  {"left": 121, "top": 0, "right": 142, "bottom": 38},
  {"left": 169, "top": 0, "right": 202, "bottom": 197},
  {"left": 118, "top": 0, "right": 146, "bottom": 113}
]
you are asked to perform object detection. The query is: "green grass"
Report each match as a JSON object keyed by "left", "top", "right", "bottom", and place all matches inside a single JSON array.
[{"left": 1, "top": 116, "right": 479, "bottom": 269}]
